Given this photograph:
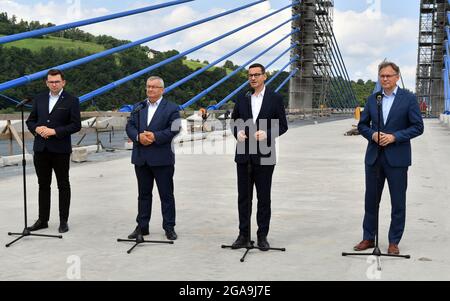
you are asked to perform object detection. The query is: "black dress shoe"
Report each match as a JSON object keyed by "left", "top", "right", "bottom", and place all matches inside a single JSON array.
[
  {"left": 231, "top": 234, "right": 249, "bottom": 249},
  {"left": 27, "top": 220, "right": 48, "bottom": 232},
  {"left": 165, "top": 229, "right": 178, "bottom": 240},
  {"left": 58, "top": 222, "right": 69, "bottom": 233},
  {"left": 128, "top": 227, "right": 149, "bottom": 239},
  {"left": 257, "top": 236, "right": 270, "bottom": 251}
]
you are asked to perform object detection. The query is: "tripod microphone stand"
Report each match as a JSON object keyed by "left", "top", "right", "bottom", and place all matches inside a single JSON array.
[
  {"left": 6, "top": 98, "right": 63, "bottom": 248},
  {"left": 222, "top": 161, "right": 286, "bottom": 262},
  {"left": 117, "top": 100, "right": 174, "bottom": 254},
  {"left": 342, "top": 92, "right": 410, "bottom": 270}
]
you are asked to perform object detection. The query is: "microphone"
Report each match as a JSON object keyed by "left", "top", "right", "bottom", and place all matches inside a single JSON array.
[
  {"left": 131, "top": 100, "right": 147, "bottom": 114},
  {"left": 375, "top": 91, "right": 383, "bottom": 106},
  {"left": 245, "top": 88, "right": 255, "bottom": 98},
  {"left": 16, "top": 97, "right": 33, "bottom": 108}
]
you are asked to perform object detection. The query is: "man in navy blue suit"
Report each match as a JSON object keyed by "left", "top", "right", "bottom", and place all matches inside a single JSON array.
[
  {"left": 229, "top": 63, "right": 288, "bottom": 251},
  {"left": 26, "top": 69, "right": 81, "bottom": 233},
  {"left": 354, "top": 62, "right": 424, "bottom": 255},
  {"left": 126, "top": 76, "right": 180, "bottom": 241}
]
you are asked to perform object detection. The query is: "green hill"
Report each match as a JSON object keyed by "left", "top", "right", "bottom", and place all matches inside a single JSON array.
[
  {"left": 0, "top": 34, "right": 105, "bottom": 53},
  {"left": 1, "top": 34, "right": 231, "bottom": 72},
  {"left": 183, "top": 59, "right": 233, "bottom": 74}
]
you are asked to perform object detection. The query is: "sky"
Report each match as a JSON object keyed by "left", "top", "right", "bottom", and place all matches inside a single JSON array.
[{"left": 0, "top": 0, "right": 421, "bottom": 89}]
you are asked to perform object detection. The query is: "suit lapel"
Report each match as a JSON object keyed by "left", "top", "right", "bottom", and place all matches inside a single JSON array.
[
  {"left": 246, "top": 95, "right": 253, "bottom": 121},
  {"left": 140, "top": 101, "right": 149, "bottom": 131},
  {"left": 41, "top": 95, "right": 50, "bottom": 120}
]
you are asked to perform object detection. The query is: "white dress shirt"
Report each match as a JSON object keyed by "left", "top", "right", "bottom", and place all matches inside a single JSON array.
[
  {"left": 251, "top": 86, "right": 265, "bottom": 124},
  {"left": 49, "top": 89, "right": 63, "bottom": 113},
  {"left": 147, "top": 97, "right": 162, "bottom": 126},
  {"left": 382, "top": 86, "right": 398, "bottom": 125}
]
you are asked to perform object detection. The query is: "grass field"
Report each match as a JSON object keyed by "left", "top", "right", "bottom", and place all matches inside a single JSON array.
[
  {"left": 1, "top": 34, "right": 235, "bottom": 74},
  {"left": 183, "top": 59, "right": 233, "bottom": 74},
  {"left": 0, "top": 35, "right": 105, "bottom": 53}
]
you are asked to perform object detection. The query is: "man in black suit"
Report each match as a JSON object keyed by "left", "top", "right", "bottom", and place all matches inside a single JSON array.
[
  {"left": 126, "top": 76, "right": 180, "bottom": 241},
  {"left": 26, "top": 69, "right": 81, "bottom": 233},
  {"left": 230, "top": 63, "right": 288, "bottom": 250}
]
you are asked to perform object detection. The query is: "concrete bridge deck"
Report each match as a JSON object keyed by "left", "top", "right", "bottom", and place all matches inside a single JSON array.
[{"left": 0, "top": 118, "right": 449, "bottom": 281}]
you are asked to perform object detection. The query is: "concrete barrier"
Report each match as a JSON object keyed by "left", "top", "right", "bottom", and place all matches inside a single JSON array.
[
  {"left": 71, "top": 148, "right": 88, "bottom": 163},
  {"left": 0, "top": 156, "right": 4, "bottom": 167},
  {"left": 442, "top": 114, "right": 450, "bottom": 125},
  {"left": 70, "top": 145, "right": 103, "bottom": 163},
  {"left": 2, "top": 154, "right": 33, "bottom": 166}
]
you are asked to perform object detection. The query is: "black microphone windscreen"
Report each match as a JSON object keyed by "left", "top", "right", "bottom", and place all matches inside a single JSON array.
[{"left": 376, "top": 92, "right": 383, "bottom": 102}]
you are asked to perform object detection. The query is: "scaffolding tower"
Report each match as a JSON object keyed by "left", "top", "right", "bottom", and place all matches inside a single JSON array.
[
  {"left": 416, "top": 0, "right": 449, "bottom": 117},
  {"left": 290, "top": 0, "right": 334, "bottom": 113}
]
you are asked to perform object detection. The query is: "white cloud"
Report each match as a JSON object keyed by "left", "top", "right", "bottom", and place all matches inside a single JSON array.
[{"left": 334, "top": 7, "right": 419, "bottom": 90}]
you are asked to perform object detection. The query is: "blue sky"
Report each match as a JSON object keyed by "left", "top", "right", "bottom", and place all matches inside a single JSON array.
[{"left": 1, "top": 0, "right": 421, "bottom": 88}]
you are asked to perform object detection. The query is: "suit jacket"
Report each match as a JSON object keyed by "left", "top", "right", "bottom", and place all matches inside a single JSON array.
[
  {"left": 126, "top": 99, "right": 181, "bottom": 167},
  {"left": 26, "top": 91, "right": 81, "bottom": 154},
  {"left": 231, "top": 88, "right": 288, "bottom": 166},
  {"left": 358, "top": 88, "right": 424, "bottom": 167}
]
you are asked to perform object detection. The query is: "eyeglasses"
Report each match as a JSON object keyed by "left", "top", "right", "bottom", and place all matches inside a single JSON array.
[
  {"left": 47, "top": 81, "right": 62, "bottom": 84},
  {"left": 248, "top": 73, "right": 263, "bottom": 79},
  {"left": 147, "top": 85, "right": 163, "bottom": 89},
  {"left": 379, "top": 74, "right": 398, "bottom": 79}
]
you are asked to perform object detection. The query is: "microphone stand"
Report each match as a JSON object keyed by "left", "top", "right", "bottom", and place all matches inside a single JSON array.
[
  {"left": 6, "top": 99, "right": 63, "bottom": 248},
  {"left": 117, "top": 100, "right": 174, "bottom": 254},
  {"left": 222, "top": 161, "right": 286, "bottom": 262},
  {"left": 342, "top": 92, "right": 410, "bottom": 270}
]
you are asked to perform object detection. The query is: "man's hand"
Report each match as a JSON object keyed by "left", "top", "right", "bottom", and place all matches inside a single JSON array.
[
  {"left": 379, "top": 133, "right": 396, "bottom": 147},
  {"left": 237, "top": 130, "right": 248, "bottom": 142},
  {"left": 145, "top": 131, "right": 155, "bottom": 143},
  {"left": 255, "top": 130, "right": 267, "bottom": 141},
  {"left": 35, "top": 126, "right": 46, "bottom": 137},
  {"left": 36, "top": 126, "right": 56, "bottom": 139},
  {"left": 139, "top": 131, "right": 155, "bottom": 146},
  {"left": 372, "top": 132, "right": 396, "bottom": 146}
]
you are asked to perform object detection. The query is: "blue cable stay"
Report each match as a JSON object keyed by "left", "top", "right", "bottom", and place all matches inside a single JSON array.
[
  {"left": 445, "top": 26, "right": 450, "bottom": 114},
  {"left": 179, "top": 29, "right": 299, "bottom": 110},
  {"left": 315, "top": 22, "right": 352, "bottom": 107},
  {"left": 312, "top": 65, "right": 345, "bottom": 109},
  {"left": 79, "top": 14, "right": 298, "bottom": 104},
  {"left": 265, "top": 57, "right": 299, "bottom": 86},
  {"left": 210, "top": 43, "right": 298, "bottom": 110},
  {"left": 0, "top": 0, "right": 266, "bottom": 93},
  {"left": 326, "top": 58, "right": 348, "bottom": 108},
  {"left": 0, "top": 0, "right": 194, "bottom": 45},
  {"left": 310, "top": 49, "right": 346, "bottom": 109},
  {"left": 315, "top": 19, "right": 356, "bottom": 108},
  {"left": 163, "top": 3, "right": 300, "bottom": 94},
  {"left": 275, "top": 68, "right": 299, "bottom": 93},
  {"left": 328, "top": 25, "right": 358, "bottom": 105}
]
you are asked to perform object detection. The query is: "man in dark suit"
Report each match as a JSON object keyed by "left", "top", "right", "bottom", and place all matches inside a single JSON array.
[
  {"left": 26, "top": 69, "right": 81, "bottom": 233},
  {"left": 126, "top": 76, "right": 180, "bottom": 241},
  {"left": 230, "top": 63, "right": 288, "bottom": 251},
  {"left": 354, "top": 61, "right": 424, "bottom": 255}
]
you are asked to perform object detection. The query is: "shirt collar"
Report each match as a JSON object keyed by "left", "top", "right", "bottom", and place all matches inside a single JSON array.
[
  {"left": 49, "top": 89, "right": 64, "bottom": 98},
  {"left": 253, "top": 86, "right": 266, "bottom": 98},
  {"left": 148, "top": 97, "right": 162, "bottom": 106},
  {"left": 383, "top": 86, "right": 398, "bottom": 97}
]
